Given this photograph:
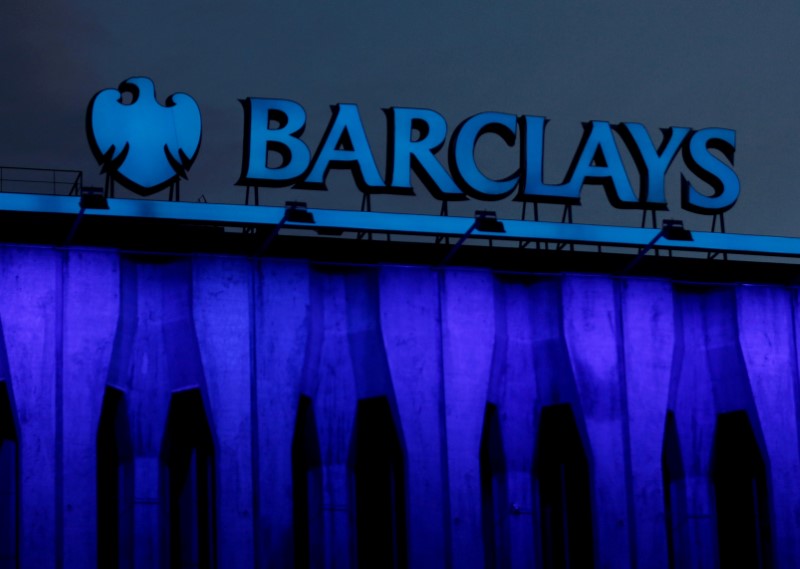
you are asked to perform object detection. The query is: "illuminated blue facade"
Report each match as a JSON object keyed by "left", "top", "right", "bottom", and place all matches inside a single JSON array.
[{"left": 0, "top": 243, "right": 798, "bottom": 567}]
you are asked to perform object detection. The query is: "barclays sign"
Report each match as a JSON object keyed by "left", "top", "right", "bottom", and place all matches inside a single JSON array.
[
  {"left": 86, "top": 78, "right": 739, "bottom": 215},
  {"left": 239, "top": 99, "right": 739, "bottom": 215}
]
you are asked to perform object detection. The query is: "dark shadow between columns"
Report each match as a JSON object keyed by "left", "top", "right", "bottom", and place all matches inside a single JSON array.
[
  {"left": 353, "top": 396, "right": 407, "bottom": 569},
  {"left": 480, "top": 403, "right": 509, "bottom": 569},
  {"left": 535, "top": 404, "right": 594, "bottom": 569},
  {"left": 662, "top": 411, "right": 687, "bottom": 569},
  {"left": 292, "top": 396, "right": 322, "bottom": 569},
  {"left": 97, "top": 386, "right": 133, "bottom": 569},
  {"left": 0, "top": 383, "right": 17, "bottom": 569},
  {"left": 712, "top": 410, "right": 772, "bottom": 569},
  {"left": 162, "top": 389, "right": 216, "bottom": 569}
]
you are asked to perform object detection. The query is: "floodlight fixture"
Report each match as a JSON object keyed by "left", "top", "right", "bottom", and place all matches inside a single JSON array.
[
  {"left": 623, "top": 219, "right": 694, "bottom": 274},
  {"left": 661, "top": 219, "right": 693, "bottom": 242},
  {"left": 66, "top": 186, "right": 111, "bottom": 244},
  {"left": 258, "top": 201, "right": 317, "bottom": 255},
  {"left": 474, "top": 210, "right": 506, "bottom": 233},
  {"left": 79, "top": 186, "right": 109, "bottom": 210},
  {"left": 440, "top": 210, "right": 505, "bottom": 266},
  {"left": 284, "top": 201, "right": 315, "bottom": 224}
]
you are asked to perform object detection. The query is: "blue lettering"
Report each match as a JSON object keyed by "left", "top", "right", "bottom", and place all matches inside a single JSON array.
[
  {"left": 234, "top": 97, "right": 739, "bottom": 216},
  {"left": 448, "top": 112, "right": 518, "bottom": 200},
  {"left": 520, "top": 118, "right": 639, "bottom": 207},
  {"left": 386, "top": 107, "right": 464, "bottom": 200},
  {"left": 681, "top": 127, "right": 739, "bottom": 214},
  {"left": 519, "top": 115, "right": 580, "bottom": 203},
  {"left": 615, "top": 123, "right": 690, "bottom": 208},
  {"left": 566, "top": 121, "right": 638, "bottom": 208},
  {"left": 238, "top": 98, "right": 311, "bottom": 186},
  {"left": 304, "top": 104, "right": 384, "bottom": 191}
]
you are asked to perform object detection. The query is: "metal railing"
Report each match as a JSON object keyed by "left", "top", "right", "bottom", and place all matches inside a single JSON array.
[{"left": 0, "top": 166, "right": 83, "bottom": 196}]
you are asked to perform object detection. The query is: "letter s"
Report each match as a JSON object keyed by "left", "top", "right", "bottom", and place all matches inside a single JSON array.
[{"left": 681, "top": 128, "right": 739, "bottom": 214}]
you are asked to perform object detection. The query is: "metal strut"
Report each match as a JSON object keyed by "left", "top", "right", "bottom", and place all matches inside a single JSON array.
[
  {"left": 708, "top": 213, "right": 728, "bottom": 260},
  {"left": 358, "top": 193, "right": 373, "bottom": 240},
  {"left": 440, "top": 211, "right": 505, "bottom": 266},
  {"left": 519, "top": 201, "right": 541, "bottom": 249},
  {"left": 257, "top": 201, "right": 315, "bottom": 256}
]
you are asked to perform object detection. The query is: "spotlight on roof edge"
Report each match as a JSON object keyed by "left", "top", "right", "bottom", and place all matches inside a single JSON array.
[{"left": 661, "top": 219, "right": 693, "bottom": 242}]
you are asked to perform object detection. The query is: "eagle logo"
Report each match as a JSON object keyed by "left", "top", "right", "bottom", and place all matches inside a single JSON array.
[{"left": 86, "top": 77, "right": 201, "bottom": 195}]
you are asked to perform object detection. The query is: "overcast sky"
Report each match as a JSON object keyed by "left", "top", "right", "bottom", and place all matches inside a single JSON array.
[{"left": 2, "top": 1, "right": 800, "bottom": 238}]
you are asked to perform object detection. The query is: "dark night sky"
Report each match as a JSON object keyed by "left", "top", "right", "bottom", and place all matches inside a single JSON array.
[{"left": 2, "top": 1, "right": 800, "bottom": 238}]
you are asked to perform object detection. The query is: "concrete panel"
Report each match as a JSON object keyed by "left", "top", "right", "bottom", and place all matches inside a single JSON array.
[
  {"left": 193, "top": 255, "right": 255, "bottom": 568},
  {"left": 488, "top": 278, "right": 538, "bottom": 567},
  {"left": 528, "top": 277, "right": 584, "bottom": 566},
  {"left": 379, "top": 266, "right": 447, "bottom": 568},
  {"left": 307, "top": 267, "right": 358, "bottom": 567},
  {"left": 1, "top": 242, "right": 800, "bottom": 568},
  {"left": 620, "top": 278, "right": 674, "bottom": 568},
  {"left": 562, "top": 275, "right": 632, "bottom": 568},
  {"left": 440, "top": 269, "right": 495, "bottom": 568},
  {"left": 255, "top": 259, "right": 310, "bottom": 567},
  {"left": 702, "top": 289, "right": 756, "bottom": 416},
  {"left": 0, "top": 246, "right": 60, "bottom": 569},
  {"left": 345, "top": 270, "right": 395, "bottom": 401},
  {"left": 107, "top": 257, "right": 211, "bottom": 568},
  {"left": 61, "top": 250, "right": 120, "bottom": 569},
  {"left": 670, "top": 286, "right": 720, "bottom": 568},
  {"left": 738, "top": 285, "right": 800, "bottom": 566},
  {"left": 133, "top": 456, "right": 162, "bottom": 569},
  {"left": 528, "top": 278, "right": 581, "bottom": 408}
]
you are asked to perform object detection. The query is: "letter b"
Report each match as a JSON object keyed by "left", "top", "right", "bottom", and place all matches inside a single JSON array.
[{"left": 238, "top": 98, "right": 311, "bottom": 186}]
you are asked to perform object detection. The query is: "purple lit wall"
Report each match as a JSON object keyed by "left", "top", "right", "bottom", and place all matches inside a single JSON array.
[{"left": 0, "top": 244, "right": 798, "bottom": 567}]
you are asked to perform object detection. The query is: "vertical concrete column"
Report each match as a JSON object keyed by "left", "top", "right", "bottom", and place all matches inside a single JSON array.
[
  {"left": 738, "top": 286, "right": 800, "bottom": 566},
  {"left": 124, "top": 261, "right": 173, "bottom": 569},
  {"left": 192, "top": 256, "right": 255, "bottom": 568},
  {"left": 527, "top": 277, "right": 585, "bottom": 566},
  {"left": 61, "top": 250, "right": 120, "bottom": 569},
  {"left": 619, "top": 278, "right": 674, "bottom": 568},
  {"left": 106, "top": 258, "right": 211, "bottom": 568},
  {"left": 528, "top": 278, "right": 580, "bottom": 406},
  {"left": 0, "top": 325, "right": 14, "bottom": 568},
  {"left": 0, "top": 246, "right": 60, "bottom": 569},
  {"left": 440, "top": 269, "right": 495, "bottom": 568},
  {"left": 379, "top": 266, "right": 447, "bottom": 568},
  {"left": 107, "top": 260, "right": 164, "bottom": 568},
  {"left": 561, "top": 275, "right": 632, "bottom": 568},
  {"left": 702, "top": 289, "right": 756, "bottom": 414},
  {"left": 344, "top": 270, "right": 396, "bottom": 400},
  {"left": 132, "top": 455, "right": 163, "bottom": 568},
  {"left": 670, "top": 287, "right": 720, "bottom": 568},
  {"left": 255, "top": 259, "right": 311, "bottom": 567},
  {"left": 306, "top": 268, "right": 358, "bottom": 567},
  {"left": 488, "top": 279, "right": 537, "bottom": 567},
  {"left": 345, "top": 269, "right": 407, "bottom": 565},
  {"left": 682, "top": 287, "right": 761, "bottom": 565}
]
